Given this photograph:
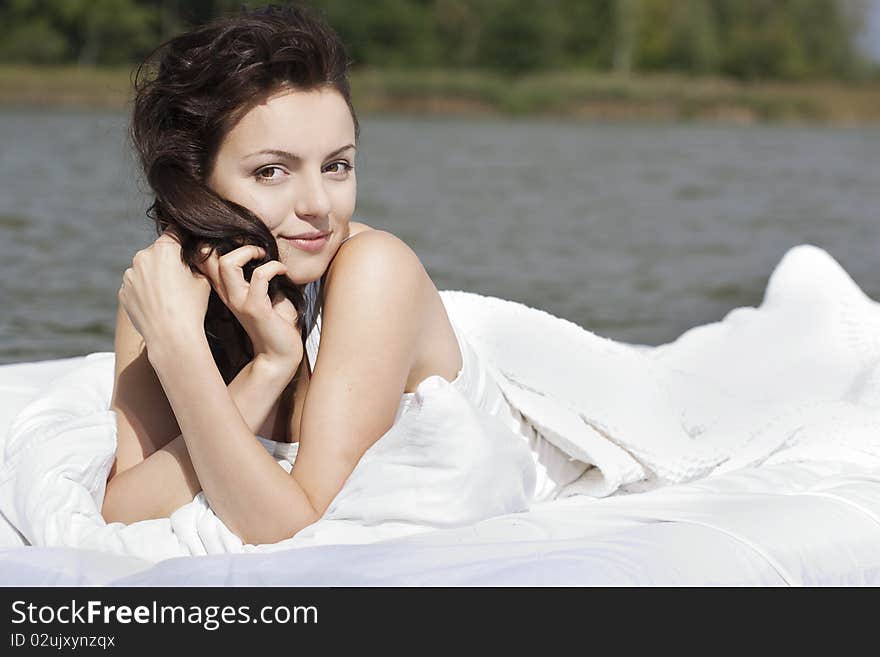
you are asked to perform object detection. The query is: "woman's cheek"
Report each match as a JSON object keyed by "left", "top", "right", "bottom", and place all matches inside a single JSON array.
[
  {"left": 247, "top": 195, "right": 286, "bottom": 231},
  {"left": 333, "top": 180, "right": 357, "bottom": 218}
]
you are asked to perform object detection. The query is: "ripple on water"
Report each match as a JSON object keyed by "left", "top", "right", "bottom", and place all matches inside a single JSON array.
[
  {"left": 2, "top": 112, "right": 878, "bottom": 362},
  {"left": 0, "top": 213, "right": 29, "bottom": 230}
]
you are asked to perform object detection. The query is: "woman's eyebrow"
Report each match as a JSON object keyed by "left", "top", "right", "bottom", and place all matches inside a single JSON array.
[
  {"left": 243, "top": 144, "right": 356, "bottom": 161},
  {"left": 326, "top": 143, "right": 357, "bottom": 158}
]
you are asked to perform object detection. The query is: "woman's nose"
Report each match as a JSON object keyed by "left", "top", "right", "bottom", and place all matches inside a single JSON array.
[{"left": 294, "top": 172, "right": 332, "bottom": 220}]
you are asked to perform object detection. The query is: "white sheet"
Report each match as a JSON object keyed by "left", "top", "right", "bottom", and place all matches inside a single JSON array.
[
  {"left": 1, "top": 460, "right": 877, "bottom": 585},
  {"left": 445, "top": 244, "right": 880, "bottom": 496},
  {"left": 1, "top": 244, "right": 879, "bottom": 583},
  {"left": 0, "top": 352, "right": 536, "bottom": 560},
  {"left": 0, "top": 356, "right": 90, "bottom": 549}
]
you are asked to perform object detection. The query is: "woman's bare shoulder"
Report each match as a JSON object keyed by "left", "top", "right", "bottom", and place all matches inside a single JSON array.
[
  {"left": 329, "top": 225, "right": 426, "bottom": 281},
  {"left": 321, "top": 225, "right": 459, "bottom": 392},
  {"left": 321, "top": 228, "right": 430, "bottom": 339}
]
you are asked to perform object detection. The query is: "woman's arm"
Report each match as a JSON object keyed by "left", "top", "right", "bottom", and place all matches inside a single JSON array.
[
  {"left": 102, "top": 355, "right": 297, "bottom": 524},
  {"left": 111, "top": 235, "right": 314, "bottom": 543},
  {"left": 103, "top": 300, "right": 299, "bottom": 524},
  {"left": 123, "top": 231, "right": 429, "bottom": 545},
  {"left": 289, "top": 231, "right": 431, "bottom": 516},
  {"left": 143, "top": 332, "right": 317, "bottom": 543},
  {"left": 109, "top": 301, "right": 181, "bottom": 481}
]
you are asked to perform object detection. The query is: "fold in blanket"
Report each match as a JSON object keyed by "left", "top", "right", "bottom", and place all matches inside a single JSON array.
[
  {"left": 448, "top": 244, "right": 880, "bottom": 494},
  {"left": 0, "top": 353, "right": 535, "bottom": 561},
  {"left": 2, "top": 244, "right": 879, "bottom": 561}
]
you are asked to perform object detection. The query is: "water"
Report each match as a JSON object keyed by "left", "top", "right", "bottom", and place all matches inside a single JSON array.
[{"left": 1, "top": 109, "right": 878, "bottom": 364}]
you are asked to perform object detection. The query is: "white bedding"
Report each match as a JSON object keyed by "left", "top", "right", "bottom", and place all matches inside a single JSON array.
[
  {"left": 1, "top": 243, "right": 879, "bottom": 584},
  {"left": 1, "top": 460, "right": 878, "bottom": 585}
]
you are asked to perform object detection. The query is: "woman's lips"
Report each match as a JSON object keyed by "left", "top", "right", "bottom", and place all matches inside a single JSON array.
[{"left": 282, "top": 234, "right": 329, "bottom": 253}]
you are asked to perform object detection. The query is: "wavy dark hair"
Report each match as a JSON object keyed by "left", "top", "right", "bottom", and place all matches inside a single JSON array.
[{"left": 130, "top": 3, "right": 359, "bottom": 383}]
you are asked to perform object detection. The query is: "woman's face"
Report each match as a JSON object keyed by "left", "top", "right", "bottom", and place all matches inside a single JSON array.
[{"left": 207, "top": 85, "right": 357, "bottom": 284}]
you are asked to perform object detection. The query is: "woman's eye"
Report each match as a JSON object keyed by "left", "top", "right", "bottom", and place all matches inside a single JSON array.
[
  {"left": 255, "top": 166, "right": 285, "bottom": 182},
  {"left": 324, "top": 161, "right": 353, "bottom": 177}
]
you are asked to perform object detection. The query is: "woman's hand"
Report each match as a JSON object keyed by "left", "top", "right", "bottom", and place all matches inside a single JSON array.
[
  {"left": 119, "top": 232, "right": 212, "bottom": 353},
  {"left": 196, "top": 245, "right": 303, "bottom": 379}
]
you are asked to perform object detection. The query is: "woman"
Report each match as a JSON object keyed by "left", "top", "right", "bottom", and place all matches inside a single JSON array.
[{"left": 101, "top": 5, "right": 589, "bottom": 545}]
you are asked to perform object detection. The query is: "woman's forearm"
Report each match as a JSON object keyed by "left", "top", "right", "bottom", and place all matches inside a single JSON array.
[
  {"left": 141, "top": 331, "right": 319, "bottom": 545},
  {"left": 102, "top": 353, "right": 296, "bottom": 525}
]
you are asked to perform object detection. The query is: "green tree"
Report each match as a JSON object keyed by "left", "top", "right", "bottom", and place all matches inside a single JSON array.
[
  {"left": 556, "top": 0, "right": 615, "bottom": 69},
  {"left": 475, "top": 0, "right": 567, "bottom": 74},
  {"left": 667, "top": 0, "right": 719, "bottom": 74},
  {"left": 0, "top": 0, "right": 71, "bottom": 63},
  {"left": 0, "top": 0, "right": 160, "bottom": 65},
  {"left": 59, "top": 0, "right": 158, "bottom": 65},
  {"left": 0, "top": 0, "right": 871, "bottom": 78},
  {"left": 313, "top": 0, "right": 437, "bottom": 67},
  {"left": 431, "top": 0, "right": 482, "bottom": 68}
]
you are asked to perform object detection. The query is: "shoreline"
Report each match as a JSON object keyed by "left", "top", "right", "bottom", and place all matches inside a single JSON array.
[{"left": 2, "top": 65, "right": 880, "bottom": 125}]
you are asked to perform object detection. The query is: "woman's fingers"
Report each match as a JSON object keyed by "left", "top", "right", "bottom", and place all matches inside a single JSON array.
[
  {"left": 193, "top": 244, "right": 287, "bottom": 318},
  {"left": 246, "top": 260, "right": 288, "bottom": 313},
  {"left": 196, "top": 247, "right": 228, "bottom": 304},
  {"left": 218, "top": 245, "right": 267, "bottom": 309}
]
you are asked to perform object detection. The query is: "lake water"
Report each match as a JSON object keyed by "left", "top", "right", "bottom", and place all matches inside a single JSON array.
[{"left": 1, "top": 109, "right": 878, "bottom": 364}]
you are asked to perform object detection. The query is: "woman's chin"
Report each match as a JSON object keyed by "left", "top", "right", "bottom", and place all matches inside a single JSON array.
[{"left": 283, "top": 264, "right": 325, "bottom": 286}]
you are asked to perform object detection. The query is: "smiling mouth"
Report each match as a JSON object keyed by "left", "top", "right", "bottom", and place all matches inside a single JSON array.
[{"left": 281, "top": 233, "right": 330, "bottom": 253}]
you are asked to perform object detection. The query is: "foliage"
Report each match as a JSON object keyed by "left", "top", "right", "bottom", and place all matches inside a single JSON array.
[{"left": 0, "top": 0, "right": 872, "bottom": 79}]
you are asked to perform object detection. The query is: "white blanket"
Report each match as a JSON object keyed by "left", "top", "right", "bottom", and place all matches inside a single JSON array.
[
  {"left": 449, "top": 244, "right": 880, "bottom": 496},
  {"left": 1, "top": 244, "right": 878, "bottom": 561}
]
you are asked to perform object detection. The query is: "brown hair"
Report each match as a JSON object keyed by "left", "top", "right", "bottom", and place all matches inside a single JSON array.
[{"left": 130, "top": 3, "right": 358, "bottom": 382}]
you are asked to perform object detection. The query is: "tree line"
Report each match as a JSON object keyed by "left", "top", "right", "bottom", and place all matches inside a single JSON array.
[{"left": 0, "top": 0, "right": 873, "bottom": 79}]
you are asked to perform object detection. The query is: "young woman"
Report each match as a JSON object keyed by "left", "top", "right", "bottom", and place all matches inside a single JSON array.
[{"left": 101, "top": 5, "right": 589, "bottom": 545}]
